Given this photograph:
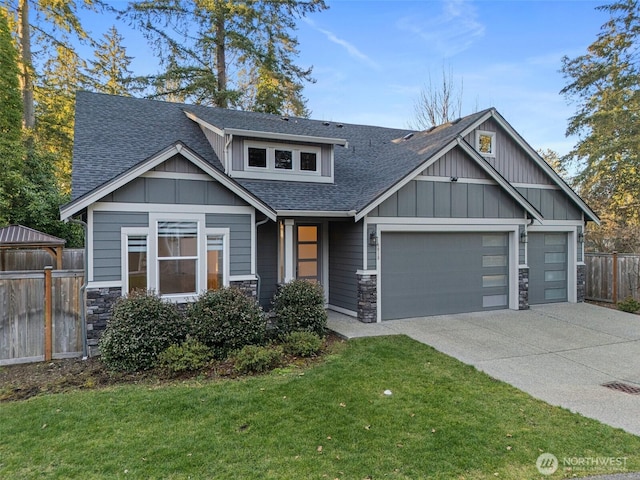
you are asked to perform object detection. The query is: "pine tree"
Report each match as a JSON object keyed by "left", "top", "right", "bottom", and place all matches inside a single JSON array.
[
  {"left": 561, "top": 0, "right": 640, "bottom": 250},
  {"left": 0, "top": 6, "right": 25, "bottom": 225},
  {"left": 125, "top": 0, "right": 326, "bottom": 115},
  {"left": 88, "top": 25, "right": 134, "bottom": 96}
]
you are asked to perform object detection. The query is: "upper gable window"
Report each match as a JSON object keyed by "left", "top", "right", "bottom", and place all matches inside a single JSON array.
[
  {"left": 244, "top": 141, "right": 320, "bottom": 176},
  {"left": 476, "top": 130, "right": 496, "bottom": 157}
]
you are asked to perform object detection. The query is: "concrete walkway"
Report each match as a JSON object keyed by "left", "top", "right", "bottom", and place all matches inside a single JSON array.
[{"left": 328, "top": 303, "right": 640, "bottom": 437}]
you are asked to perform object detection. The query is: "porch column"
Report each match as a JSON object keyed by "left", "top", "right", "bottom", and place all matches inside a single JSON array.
[{"left": 284, "top": 219, "right": 295, "bottom": 282}]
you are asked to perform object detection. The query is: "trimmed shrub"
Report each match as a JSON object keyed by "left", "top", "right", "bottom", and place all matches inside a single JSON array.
[
  {"left": 618, "top": 296, "right": 640, "bottom": 313},
  {"left": 282, "top": 331, "right": 323, "bottom": 357},
  {"left": 231, "top": 345, "right": 283, "bottom": 374},
  {"left": 187, "top": 287, "right": 266, "bottom": 358},
  {"left": 99, "top": 290, "right": 188, "bottom": 372},
  {"left": 272, "top": 280, "right": 327, "bottom": 338},
  {"left": 156, "top": 336, "right": 213, "bottom": 374}
]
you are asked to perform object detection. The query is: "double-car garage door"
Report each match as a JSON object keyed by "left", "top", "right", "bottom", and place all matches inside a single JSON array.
[
  {"left": 381, "top": 232, "right": 510, "bottom": 320},
  {"left": 380, "top": 231, "right": 569, "bottom": 320}
]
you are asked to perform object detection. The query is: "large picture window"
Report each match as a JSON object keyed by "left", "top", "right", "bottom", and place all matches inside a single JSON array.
[{"left": 122, "top": 216, "right": 230, "bottom": 301}]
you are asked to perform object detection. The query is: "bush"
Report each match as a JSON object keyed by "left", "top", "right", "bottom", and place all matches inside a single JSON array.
[
  {"left": 282, "top": 331, "right": 323, "bottom": 357},
  {"left": 99, "top": 290, "right": 188, "bottom": 372},
  {"left": 618, "top": 296, "right": 640, "bottom": 313},
  {"left": 231, "top": 345, "right": 283, "bottom": 374},
  {"left": 156, "top": 336, "right": 213, "bottom": 373},
  {"left": 272, "top": 280, "right": 327, "bottom": 338},
  {"left": 187, "top": 287, "right": 266, "bottom": 358}
]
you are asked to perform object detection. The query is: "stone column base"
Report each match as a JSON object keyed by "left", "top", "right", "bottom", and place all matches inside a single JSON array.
[
  {"left": 518, "top": 267, "right": 529, "bottom": 310},
  {"left": 577, "top": 264, "right": 586, "bottom": 302},
  {"left": 357, "top": 272, "right": 377, "bottom": 323}
]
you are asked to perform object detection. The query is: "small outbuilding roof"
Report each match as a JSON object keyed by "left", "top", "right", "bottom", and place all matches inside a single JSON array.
[
  {"left": 0, "top": 225, "right": 66, "bottom": 270},
  {"left": 0, "top": 225, "right": 66, "bottom": 246}
]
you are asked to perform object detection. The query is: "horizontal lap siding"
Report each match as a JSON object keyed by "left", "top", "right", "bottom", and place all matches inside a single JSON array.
[
  {"left": 329, "top": 221, "right": 362, "bottom": 311},
  {"left": 373, "top": 181, "right": 524, "bottom": 219},
  {"left": 93, "top": 212, "right": 148, "bottom": 281},
  {"left": 257, "top": 221, "right": 278, "bottom": 309},
  {"left": 207, "top": 214, "right": 252, "bottom": 275}
]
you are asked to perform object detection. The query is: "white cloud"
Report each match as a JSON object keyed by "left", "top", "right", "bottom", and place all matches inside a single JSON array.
[
  {"left": 396, "top": 0, "right": 485, "bottom": 57},
  {"left": 303, "top": 18, "right": 380, "bottom": 70}
]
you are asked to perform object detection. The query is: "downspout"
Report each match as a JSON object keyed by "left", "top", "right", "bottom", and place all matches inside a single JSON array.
[{"left": 68, "top": 218, "right": 88, "bottom": 359}]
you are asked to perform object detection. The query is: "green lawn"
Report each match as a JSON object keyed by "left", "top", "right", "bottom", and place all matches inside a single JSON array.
[{"left": 1, "top": 335, "right": 638, "bottom": 479}]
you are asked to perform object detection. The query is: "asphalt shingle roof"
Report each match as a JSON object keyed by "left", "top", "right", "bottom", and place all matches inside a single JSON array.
[{"left": 71, "top": 91, "right": 490, "bottom": 213}]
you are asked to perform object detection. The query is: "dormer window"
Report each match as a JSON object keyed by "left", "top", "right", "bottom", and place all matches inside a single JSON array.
[
  {"left": 476, "top": 130, "right": 496, "bottom": 157},
  {"left": 244, "top": 141, "right": 321, "bottom": 176}
]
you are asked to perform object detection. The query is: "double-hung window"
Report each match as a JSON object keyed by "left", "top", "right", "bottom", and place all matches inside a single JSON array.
[{"left": 122, "top": 214, "right": 229, "bottom": 300}]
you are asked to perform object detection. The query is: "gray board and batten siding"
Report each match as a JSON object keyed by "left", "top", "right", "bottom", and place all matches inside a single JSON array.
[
  {"left": 516, "top": 187, "right": 582, "bottom": 221},
  {"left": 328, "top": 220, "right": 363, "bottom": 312},
  {"left": 464, "top": 118, "right": 554, "bottom": 185}
]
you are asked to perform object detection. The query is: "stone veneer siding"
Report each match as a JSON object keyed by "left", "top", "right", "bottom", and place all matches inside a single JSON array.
[
  {"left": 229, "top": 279, "right": 258, "bottom": 299},
  {"left": 518, "top": 267, "right": 529, "bottom": 310},
  {"left": 577, "top": 263, "right": 586, "bottom": 302},
  {"left": 86, "top": 286, "right": 122, "bottom": 357},
  {"left": 357, "top": 272, "right": 377, "bottom": 323}
]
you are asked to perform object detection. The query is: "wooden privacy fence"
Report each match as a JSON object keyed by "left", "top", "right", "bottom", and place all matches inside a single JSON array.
[
  {"left": 0, "top": 248, "right": 84, "bottom": 271},
  {"left": 0, "top": 268, "right": 84, "bottom": 365},
  {"left": 585, "top": 252, "right": 640, "bottom": 303}
]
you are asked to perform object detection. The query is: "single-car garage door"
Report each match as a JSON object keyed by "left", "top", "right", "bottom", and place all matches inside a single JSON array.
[
  {"left": 528, "top": 232, "right": 568, "bottom": 304},
  {"left": 380, "top": 232, "right": 509, "bottom": 320}
]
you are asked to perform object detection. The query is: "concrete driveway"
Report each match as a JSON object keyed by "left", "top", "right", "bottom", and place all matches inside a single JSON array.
[{"left": 328, "top": 303, "right": 640, "bottom": 436}]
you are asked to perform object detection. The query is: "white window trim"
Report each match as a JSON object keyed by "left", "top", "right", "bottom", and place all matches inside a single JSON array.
[
  {"left": 476, "top": 130, "right": 496, "bottom": 157},
  {"left": 244, "top": 140, "right": 322, "bottom": 176},
  {"left": 121, "top": 227, "right": 150, "bottom": 295}
]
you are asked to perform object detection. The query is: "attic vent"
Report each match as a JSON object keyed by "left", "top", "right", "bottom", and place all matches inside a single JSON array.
[
  {"left": 452, "top": 117, "right": 462, "bottom": 124},
  {"left": 322, "top": 121, "right": 330, "bottom": 126},
  {"left": 336, "top": 124, "right": 344, "bottom": 128},
  {"left": 403, "top": 133, "right": 414, "bottom": 140},
  {"left": 282, "top": 116, "right": 289, "bottom": 121}
]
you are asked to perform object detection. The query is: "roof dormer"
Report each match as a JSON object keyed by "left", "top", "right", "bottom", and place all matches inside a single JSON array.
[{"left": 184, "top": 110, "right": 346, "bottom": 184}]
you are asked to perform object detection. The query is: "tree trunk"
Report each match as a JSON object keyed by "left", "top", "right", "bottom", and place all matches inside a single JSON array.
[
  {"left": 215, "top": 10, "right": 227, "bottom": 109},
  {"left": 18, "top": 0, "right": 35, "bottom": 130}
]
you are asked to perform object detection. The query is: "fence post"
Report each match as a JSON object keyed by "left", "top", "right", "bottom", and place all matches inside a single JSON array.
[
  {"left": 612, "top": 251, "right": 618, "bottom": 304},
  {"left": 44, "top": 266, "right": 53, "bottom": 361}
]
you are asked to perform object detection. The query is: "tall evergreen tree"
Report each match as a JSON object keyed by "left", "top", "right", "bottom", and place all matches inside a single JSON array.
[
  {"left": 88, "top": 25, "right": 134, "bottom": 96},
  {"left": 0, "top": 6, "right": 25, "bottom": 225},
  {"left": 35, "top": 43, "right": 88, "bottom": 194},
  {"left": 125, "top": 0, "right": 326, "bottom": 115},
  {"left": 561, "top": 0, "right": 640, "bottom": 250}
]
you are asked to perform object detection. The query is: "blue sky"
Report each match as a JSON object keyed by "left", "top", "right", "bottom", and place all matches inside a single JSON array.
[{"left": 81, "top": 0, "right": 608, "bottom": 156}]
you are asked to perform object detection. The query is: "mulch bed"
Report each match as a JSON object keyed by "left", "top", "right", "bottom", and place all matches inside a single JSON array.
[{"left": 0, "top": 333, "right": 343, "bottom": 402}]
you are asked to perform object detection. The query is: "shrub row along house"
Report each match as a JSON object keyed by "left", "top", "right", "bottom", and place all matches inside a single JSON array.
[{"left": 61, "top": 92, "right": 598, "bottom": 353}]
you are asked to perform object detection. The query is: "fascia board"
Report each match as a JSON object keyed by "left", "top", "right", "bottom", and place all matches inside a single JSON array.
[
  {"left": 489, "top": 110, "right": 600, "bottom": 224},
  {"left": 224, "top": 127, "right": 347, "bottom": 146},
  {"left": 354, "top": 139, "right": 459, "bottom": 222}
]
